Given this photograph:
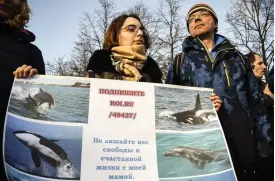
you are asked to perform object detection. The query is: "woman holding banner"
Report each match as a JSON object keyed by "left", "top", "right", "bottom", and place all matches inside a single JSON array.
[{"left": 0, "top": 0, "right": 45, "bottom": 180}]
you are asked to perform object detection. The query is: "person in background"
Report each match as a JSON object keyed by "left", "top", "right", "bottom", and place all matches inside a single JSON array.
[
  {"left": 165, "top": 3, "right": 272, "bottom": 181},
  {"left": 85, "top": 13, "right": 162, "bottom": 83},
  {"left": 0, "top": 0, "right": 45, "bottom": 180},
  {"left": 246, "top": 52, "right": 273, "bottom": 181}
]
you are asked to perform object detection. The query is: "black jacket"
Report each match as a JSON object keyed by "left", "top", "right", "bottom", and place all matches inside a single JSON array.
[
  {"left": 0, "top": 23, "right": 45, "bottom": 178},
  {"left": 86, "top": 49, "right": 162, "bottom": 83},
  {"left": 0, "top": 23, "right": 45, "bottom": 118}
]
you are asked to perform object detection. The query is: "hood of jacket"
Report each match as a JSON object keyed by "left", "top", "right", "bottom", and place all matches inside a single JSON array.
[{"left": 182, "top": 33, "right": 235, "bottom": 53}]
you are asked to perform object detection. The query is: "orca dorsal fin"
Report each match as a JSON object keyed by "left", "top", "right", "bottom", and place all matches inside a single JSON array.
[
  {"left": 194, "top": 94, "right": 202, "bottom": 111},
  {"left": 39, "top": 88, "right": 43, "bottom": 92}
]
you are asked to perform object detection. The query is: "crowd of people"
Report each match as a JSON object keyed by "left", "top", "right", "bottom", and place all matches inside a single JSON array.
[{"left": 0, "top": 0, "right": 273, "bottom": 181}]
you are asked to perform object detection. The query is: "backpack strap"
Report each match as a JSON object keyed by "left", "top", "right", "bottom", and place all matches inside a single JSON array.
[
  {"left": 173, "top": 52, "right": 185, "bottom": 84},
  {"left": 235, "top": 49, "right": 249, "bottom": 75}
]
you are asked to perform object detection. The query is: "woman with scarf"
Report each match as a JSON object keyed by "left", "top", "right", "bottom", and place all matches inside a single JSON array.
[{"left": 85, "top": 13, "right": 162, "bottom": 83}]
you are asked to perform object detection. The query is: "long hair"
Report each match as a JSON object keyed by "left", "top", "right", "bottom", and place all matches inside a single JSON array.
[
  {"left": 103, "top": 13, "right": 151, "bottom": 50},
  {"left": 5, "top": 0, "right": 31, "bottom": 28}
]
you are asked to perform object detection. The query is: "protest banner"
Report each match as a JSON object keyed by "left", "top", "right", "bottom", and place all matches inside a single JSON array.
[{"left": 3, "top": 75, "right": 238, "bottom": 181}]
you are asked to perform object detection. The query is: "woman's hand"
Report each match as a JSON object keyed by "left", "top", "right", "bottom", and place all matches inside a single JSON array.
[
  {"left": 210, "top": 93, "right": 222, "bottom": 111},
  {"left": 13, "top": 64, "right": 38, "bottom": 78}
]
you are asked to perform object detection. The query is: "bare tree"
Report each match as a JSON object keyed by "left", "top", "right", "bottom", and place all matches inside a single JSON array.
[
  {"left": 76, "top": 0, "right": 116, "bottom": 52},
  {"left": 45, "top": 56, "right": 74, "bottom": 76},
  {"left": 156, "top": 0, "right": 186, "bottom": 60},
  {"left": 127, "top": 3, "right": 165, "bottom": 59},
  {"left": 152, "top": 0, "right": 186, "bottom": 82},
  {"left": 68, "top": 44, "right": 91, "bottom": 76},
  {"left": 45, "top": 0, "right": 117, "bottom": 76},
  {"left": 226, "top": 0, "right": 274, "bottom": 71}
]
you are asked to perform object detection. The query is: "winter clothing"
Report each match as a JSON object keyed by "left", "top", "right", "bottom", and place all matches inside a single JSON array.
[
  {"left": 111, "top": 45, "right": 147, "bottom": 81},
  {"left": 255, "top": 80, "right": 274, "bottom": 181},
  {"left": 166, "top": 34, "right": 272, "bottom": 181},
  {"left": 86, "top": 49, "right": 162, "bottom": 83},
  {"left": 0, "top": 22, "right": 45, "bottom": 180}
]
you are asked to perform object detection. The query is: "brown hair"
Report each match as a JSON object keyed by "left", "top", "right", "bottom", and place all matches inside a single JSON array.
[
  {"left": 5, "top": 0, "right": 31, "bottom": 29},
  {"left": 246, "top": 52, "right": 262, "bottom": 65},
  {"left": 103, "top": 13, "right": 151, "bottom": 50}
]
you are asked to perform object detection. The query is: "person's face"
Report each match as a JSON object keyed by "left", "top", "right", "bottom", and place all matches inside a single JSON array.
[
  {"left": 188, "top": 10, "right": 217, "bottom": 37},
  {"left": 253, "top": 55, "right": 266, "bottom": 78},
  {"left": 0, "top": 0, "right": 21, "bottom": 19},
  {"left": 118, "top": 17, "right": 144, "bottom": 46}
]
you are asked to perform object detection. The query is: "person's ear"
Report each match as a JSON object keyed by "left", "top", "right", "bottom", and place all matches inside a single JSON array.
[{"left": 214, "top": 21, "right": 218, "bottom": 29}]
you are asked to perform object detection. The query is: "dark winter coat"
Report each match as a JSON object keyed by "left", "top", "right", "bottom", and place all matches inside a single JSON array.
[
  {"left": 165, "top": 34, "right": 272, "bottom": 168},
  {"left": 0, "top": 22, "right": 45, "bottom": 179}
]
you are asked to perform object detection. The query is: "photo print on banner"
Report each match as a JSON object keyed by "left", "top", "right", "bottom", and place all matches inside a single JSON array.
[
  {"left": 155, "top": 86, "right": 220, "bottom": 131},
  {"left": 8, "top": 75, "right": 90, "bottom": 123},
  {"left": 4, "top": 114, "right": 83, "bottom": 180}
]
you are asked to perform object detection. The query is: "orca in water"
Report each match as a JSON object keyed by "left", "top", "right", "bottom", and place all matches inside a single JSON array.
[
  {"left": 163, "top": 146, "right": 229, "bottom": 169},
  {"left": 13, "top": 131, "right": 72, "bottom": 171},
  {"left": 171, "top": 93, "right": 215, "bottom": 124},
  {"left": 25, "top": 88, "right": 55, "bottom": 109}
]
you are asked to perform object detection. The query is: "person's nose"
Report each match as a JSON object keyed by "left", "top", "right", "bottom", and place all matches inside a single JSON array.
[
  {"left": 136, "top": 28, "right": 143, "bottom": 37},
  {"left": 263, "top": 63, "right": 267, "bottom": 70}
]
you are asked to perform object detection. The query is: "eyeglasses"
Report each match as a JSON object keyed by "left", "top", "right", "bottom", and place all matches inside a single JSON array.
[
  {"left": 188, "top": 10, "right": 210, "bottom": 23},
  {"left": 121, "top": 24, "right": 144, "bottom": 33}
]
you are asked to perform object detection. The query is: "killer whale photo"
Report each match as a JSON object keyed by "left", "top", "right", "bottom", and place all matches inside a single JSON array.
[
  {"left": 4, "top": 114, "right": 83, "bottom": 179},
  {"left": 156, "top": 129, "right": 233, "bottom": 178},
  {"left": 155, "top": 86, "right": 220, "bottom": 131},
  {"left": 8, "top": 76, "right": 90, "bottom": 123},
  {"left": 163, "top": 146, "right": 229, "bottom": 169}
]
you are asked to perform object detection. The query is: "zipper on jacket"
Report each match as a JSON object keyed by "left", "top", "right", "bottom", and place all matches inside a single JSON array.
[
  {"left": 214, "top": 48, "right": 235, "bottom": 87},
  {"left": 197, "top": 38, "right": 215, "bottom": 69},
  {"left": 223, "top": 61, "right": 231, "bottom": 87},
  {"left": 197, "top": 38, "right": 233, "bottom": 87}
]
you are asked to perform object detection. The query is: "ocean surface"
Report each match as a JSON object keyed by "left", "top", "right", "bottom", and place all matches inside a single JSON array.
[
  {"left": 156, "top": 130, "right": 232, "bottom": 178},
  {"left": 155, "top": 86, "right": 220, "bottom": 131},
  {"left": 8, "top": 81, "right": 89, "bottom": 123}
]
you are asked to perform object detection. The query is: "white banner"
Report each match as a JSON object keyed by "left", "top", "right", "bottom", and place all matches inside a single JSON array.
[{"left": 3, "top": 75, "right": 238, "bottom": 181}]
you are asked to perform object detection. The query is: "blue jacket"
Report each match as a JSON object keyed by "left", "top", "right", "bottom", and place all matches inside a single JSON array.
[{"left": 166, "top": 34, "right": 272, "bottom": 146}]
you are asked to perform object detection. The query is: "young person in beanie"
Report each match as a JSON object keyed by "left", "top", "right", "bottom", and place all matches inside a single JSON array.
[
  {"left": 166, "top": 3, "right": 272, "bottom": 181},
  {"left": 0, "top": 0, "right": 45, "bottom": 180}
]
